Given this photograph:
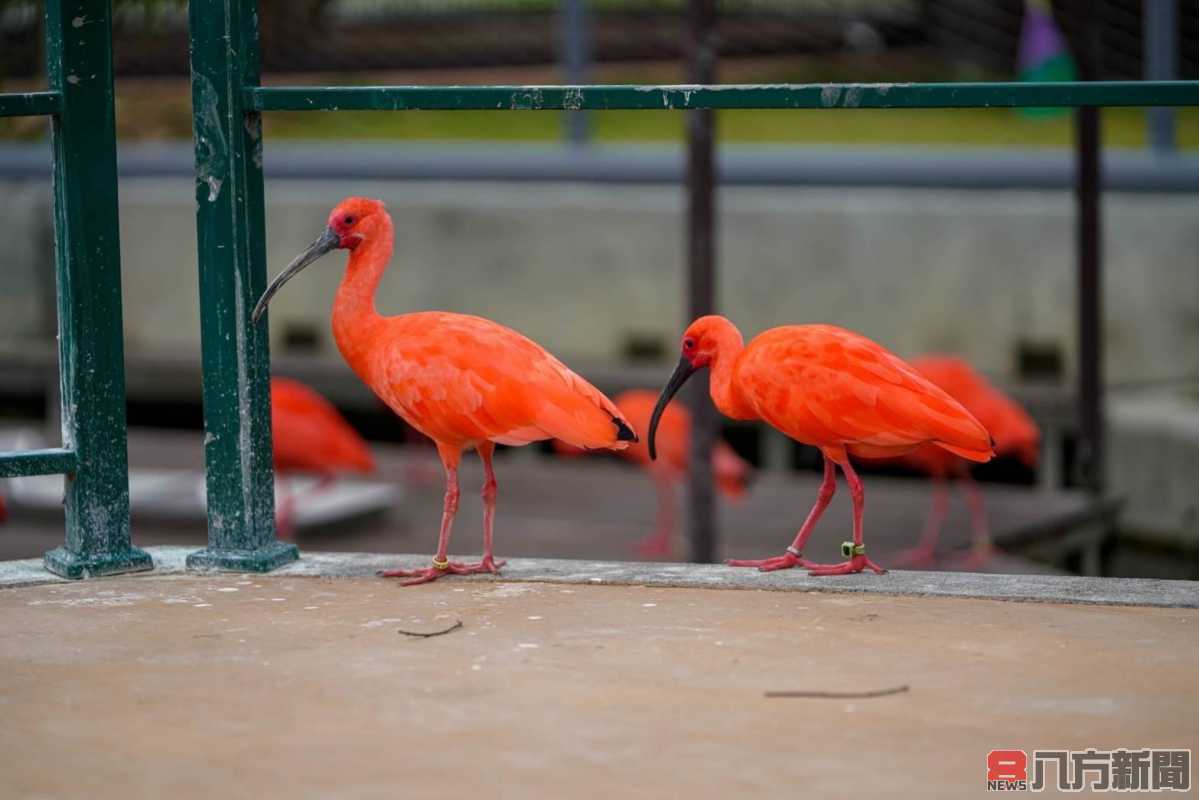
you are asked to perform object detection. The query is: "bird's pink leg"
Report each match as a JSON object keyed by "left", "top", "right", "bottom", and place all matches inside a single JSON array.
[
  {"left": 895, "top": 475, "right": 950, "bottom": 568},
  {"left": 276, "top": 473, "right": 335, "bottom": 541},
  {"left": 805, "top": 455, "right": 886, "bottom": 576},
  {"left": 950, "top": 475, "right": 995, "bottom": 570},
  {"left": 462, "top": 441, "right": 506, "bottom": 574},
  {"left": 634, "top": 468, "right": 676, "bottom": 559},
  {"left": 378, "top": 445, "right": 471, "bottom": 585},
  {"left": 275, "top": 477, "right": 297, "bottom": 541},
  {"left": 726, "top": 456, "right": 835, "bottom": 571}
]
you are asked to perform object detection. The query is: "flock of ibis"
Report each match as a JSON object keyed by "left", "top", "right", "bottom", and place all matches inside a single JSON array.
[{"left": 254, "top": 197, "right": 1038, "bottom": 585}]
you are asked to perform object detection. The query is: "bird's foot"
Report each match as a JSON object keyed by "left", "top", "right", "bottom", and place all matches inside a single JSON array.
[
  {"left": 454, "top": 555, "right": 508, "bottom": 575},
  {"left": 947, "top": 543, "right": 995, "bottom": 572},
  {"left": 633, "top": 535, "right": 673, "bottom": 560},
  {"left": 377, "top": 556, "right": 506, "bottom": 587},
  {"left": 804, "top": 543, "right": 887, "bottom": 576},
  {"left": 726, "top": 547, "right": 816, "bottom": 572},
  {"left": 893, "top": 544, "right": 938, "bottom": 569}
]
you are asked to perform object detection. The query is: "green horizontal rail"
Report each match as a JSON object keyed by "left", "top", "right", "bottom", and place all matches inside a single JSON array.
[
  {"left": 247, "top": 81, "right": 1199, "bottom": 113},
  {"left": 0, "top": 91, "right": 63, "bottom": 118},
  {"left": 0, "top": 448, "right": 78, "bottom": 478}
]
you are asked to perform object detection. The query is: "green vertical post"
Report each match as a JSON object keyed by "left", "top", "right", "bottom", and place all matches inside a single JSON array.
[
  {"left": 42, "top": 0, "right": 152, "bottom": 578},
  {"left": 186, "top": 0, "right": 297, "bottom": 571}
]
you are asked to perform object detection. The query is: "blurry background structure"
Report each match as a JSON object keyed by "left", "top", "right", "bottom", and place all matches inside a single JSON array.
[{"left": 1, "top": 0, "right": 1197, "bottom": 577}]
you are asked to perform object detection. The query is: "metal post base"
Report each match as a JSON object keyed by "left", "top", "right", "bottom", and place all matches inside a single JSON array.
[
  {"left": 44, "top": 546, "right": 154, "bottom": 580},
  {"left": 186, "top": 541, "right": 299, "bottom": 573}
]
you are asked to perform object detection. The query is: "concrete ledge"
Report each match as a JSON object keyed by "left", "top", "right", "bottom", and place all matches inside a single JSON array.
[{"left": 1, "top": 546, "right": 1195, "bottom": 607}]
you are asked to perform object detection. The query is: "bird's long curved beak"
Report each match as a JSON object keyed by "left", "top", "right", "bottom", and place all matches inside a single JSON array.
[
  {"left": 648, "top": 356, "right": 698, "bottom": 461},
  {"left": 251, "top": 227, "right": 340, "bottom": 324}
]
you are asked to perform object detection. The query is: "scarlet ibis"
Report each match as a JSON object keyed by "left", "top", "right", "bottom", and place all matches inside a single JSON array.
[
  {"left": 555, "top": 389, "right": 752, "bottom": 558},
  {"left": 0, "top": 491, "right": 7, "bottom": 525},
  {"left": 892, "top": 356, "right": 1040, "bottom": 569},
  {"left": 648, "top": 316, "right": 994, "bottom": 575},
  {"left": 270, "top": 376, "right": 375, "bottom": 539},
  {"left": 253, "top": 197, "right": 635, "bottom": 585}
]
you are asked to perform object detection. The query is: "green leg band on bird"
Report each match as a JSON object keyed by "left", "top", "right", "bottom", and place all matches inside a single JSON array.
[
  {"left": 841, "top": 542, "right": 867, "bottom": 558},
  {"left": 432, "top": 558, "right": 450, "bottom": 570}
]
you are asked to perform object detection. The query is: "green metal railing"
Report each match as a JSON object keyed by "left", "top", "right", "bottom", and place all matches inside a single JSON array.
[
  {"left": 0, "top": 1, "right": 151, "bottom": 578},
  {"left": 187, "top": 0, "right": 1199, "bottom": 571}
]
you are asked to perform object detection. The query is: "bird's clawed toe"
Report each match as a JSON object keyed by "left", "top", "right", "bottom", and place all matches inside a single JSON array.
[
  {"left": 378, "top": 556, "right": 506, "bottom": 586},
  {"left": 947, "top": 544, "right": 995, "bottom": 572},
  {"left": 633, "top": 535, "right": 673, "bottom": 560},
  {"left": 460, "top": 557, "right": 506, "bottom": 574},
  {"left": 804, "top": 555, "right": 887, "bottom": 576},
  {"left": 726, "top": 552, "right": 814, "bottom": 572},
  {"left": 893, "top": 545, "right": 938, "bottom": 569}
]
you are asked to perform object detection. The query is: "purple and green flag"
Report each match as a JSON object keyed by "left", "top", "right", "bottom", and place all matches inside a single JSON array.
[{"left": 1017, "top": 0, "right": 1077, "bottom": 117}]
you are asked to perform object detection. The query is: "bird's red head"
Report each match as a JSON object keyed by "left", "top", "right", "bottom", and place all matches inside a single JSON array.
[
  {"left": 252, "top": 197, "right": 389, "bottom": 324},
  {"left": 326, "top": 197, "right": 387, "bottom": 250},
  {"left": 678, "top": 315, "right": 739, "bottom": 369},
  {"left": 648, "top": 315, "right": 742, "bottom": 460}
]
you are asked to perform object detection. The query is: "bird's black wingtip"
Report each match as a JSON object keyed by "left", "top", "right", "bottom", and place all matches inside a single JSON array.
[{"left": 614, "top": 416, "right": 638, "bottom": 443}]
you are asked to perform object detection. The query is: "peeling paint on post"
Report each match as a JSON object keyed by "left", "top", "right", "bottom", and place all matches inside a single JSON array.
[
  {"left": 186, "top": 0, "right": 297, "bottom": 572},
  {"left": 41, "top": 0, "right": 151, "bottom": 579}
]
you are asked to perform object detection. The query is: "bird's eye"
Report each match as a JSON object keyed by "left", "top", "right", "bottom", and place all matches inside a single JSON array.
[
  {"left": 683, "top": 338, "right": 696, "bottom": 350},
  {"left": 343, "top": 215, "right": 355, "bottom": 225}
]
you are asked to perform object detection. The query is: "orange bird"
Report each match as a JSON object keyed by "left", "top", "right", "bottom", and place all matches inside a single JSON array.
[
  {"left": 270, "top": 376, "right": 375, "bottom": 539},
  {"left": 253, "top": 197, "right": 635, "bottom": 585},
  {"left": 555, "top": 389, "right": 752, "bottom": 558},
  {"left": 892, "top": 355, "right": 1040, "bottom": 569},
  {"left": 648, "top": 317, "right": 994, "bottom": 575}
]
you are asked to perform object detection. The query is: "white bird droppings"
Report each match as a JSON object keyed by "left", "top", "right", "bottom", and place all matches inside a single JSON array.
[
  {"left": 642, "top": 603, "right": 658, "bottom": 608},
  {"left": 527, "top": 615, "right": 543, "bottom": 620}
]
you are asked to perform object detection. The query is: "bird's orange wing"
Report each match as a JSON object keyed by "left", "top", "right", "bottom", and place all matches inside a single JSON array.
[
  {"left": 739, "top": 326, "right": 993, "bottom": 461},
  {"left": 913, "top": 355, "right": 1040, "bottom": 466},
  {"left": 271, "top": 378, "right": 375, "bottom": 474},
  {"left": 369, "top": 312, "right": 634, "bottom": 451}
]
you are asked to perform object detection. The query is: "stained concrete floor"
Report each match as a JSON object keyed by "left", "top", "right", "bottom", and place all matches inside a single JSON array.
[{"left": 1, "top": 572, "right": 1195, "bottom": 799}]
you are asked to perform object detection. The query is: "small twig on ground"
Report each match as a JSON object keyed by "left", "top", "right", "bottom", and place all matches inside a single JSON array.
[
  {"left": 397, "top": 619, "right": 463, "bottom": 638},
  {"left": 764, "top": 684, "right": 909, "bottom": 699}
]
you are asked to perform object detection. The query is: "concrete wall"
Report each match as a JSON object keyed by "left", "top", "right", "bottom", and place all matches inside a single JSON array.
[{"left": 2, "top": 176, "right": 1198, "bottom": 385}]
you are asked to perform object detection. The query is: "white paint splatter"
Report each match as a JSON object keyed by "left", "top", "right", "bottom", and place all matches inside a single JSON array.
[{"left": 204, "top": 175, "right": 222, "bottom": 203}]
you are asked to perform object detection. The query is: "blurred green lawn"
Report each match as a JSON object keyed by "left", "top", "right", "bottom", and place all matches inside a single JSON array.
[{"left": 263, "top": 107, "right": 1199, "bottom": 149}]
